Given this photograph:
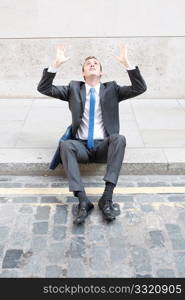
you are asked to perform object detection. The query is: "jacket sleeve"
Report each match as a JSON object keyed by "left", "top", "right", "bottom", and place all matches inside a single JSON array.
[
  {"left": 37, "top": 68, "right": 70, "bottom": 101},
  {"left": 114, "top": 66, "right": 147, "bottom": 102}
]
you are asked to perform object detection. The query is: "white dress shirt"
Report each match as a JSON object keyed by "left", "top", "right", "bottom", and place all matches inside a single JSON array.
[{"left": 75, "top": 82, "right": 106, "bottom": 140}]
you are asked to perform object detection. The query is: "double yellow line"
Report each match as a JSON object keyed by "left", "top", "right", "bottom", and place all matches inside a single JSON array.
[{"left": 0, "top": 186, "right": 185, "bottom": 195}]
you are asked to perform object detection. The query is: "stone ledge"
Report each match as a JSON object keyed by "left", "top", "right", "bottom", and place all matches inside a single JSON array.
[
  {"left": 0, "top": 148, "right": 185, "bottom": 175},
  {"left": 0, "top": 162, "right": 185, "bottom": 176}
]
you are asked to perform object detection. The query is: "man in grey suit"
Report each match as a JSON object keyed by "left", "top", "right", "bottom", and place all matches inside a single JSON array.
[{"left": 37, "top": 44, "right": 147, "bottom": 225}]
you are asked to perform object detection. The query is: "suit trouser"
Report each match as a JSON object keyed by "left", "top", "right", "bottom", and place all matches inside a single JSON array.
[{"left": 60, "top": 134, "right": 126, "bottom": 193}]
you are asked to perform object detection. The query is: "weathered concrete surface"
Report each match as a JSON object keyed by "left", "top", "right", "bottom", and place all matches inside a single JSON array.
[{"left": 0, "top": 37, "right": 185, "bottom": 98}]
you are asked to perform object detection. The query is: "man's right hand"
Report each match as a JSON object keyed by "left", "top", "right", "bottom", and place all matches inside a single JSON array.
[{"left": 52, "top": 44, "right": 71, "bottom": 68}]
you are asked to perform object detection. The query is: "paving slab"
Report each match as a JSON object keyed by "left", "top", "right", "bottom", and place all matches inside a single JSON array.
[{"left": 0, "top": 98, "right": 185, "bottom": 175}]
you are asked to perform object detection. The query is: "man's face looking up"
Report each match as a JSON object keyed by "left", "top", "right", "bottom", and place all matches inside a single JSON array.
[{"left": 82, "top": 57, "right": 103, "bottom": 80}]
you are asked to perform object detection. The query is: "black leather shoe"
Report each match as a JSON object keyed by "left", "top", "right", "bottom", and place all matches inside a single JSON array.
[
  {"left": 73, "top": 202, "right": 94, "bottom": 225},
  {"left": 98, "top": 197, "right": 116, "bottom": 221}
]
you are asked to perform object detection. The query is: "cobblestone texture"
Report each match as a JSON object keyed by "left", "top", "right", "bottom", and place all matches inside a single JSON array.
[{"left": 0, "top": 175, "right": 185, "bottom": 277}]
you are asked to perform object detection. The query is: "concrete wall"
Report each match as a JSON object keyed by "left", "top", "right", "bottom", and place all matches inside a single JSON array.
[
  {"left": 0, "top": 0, "right": 185, "bottom": 98},
  {"left": 0, "top": 0, "right": 184, "bottom": 37}
]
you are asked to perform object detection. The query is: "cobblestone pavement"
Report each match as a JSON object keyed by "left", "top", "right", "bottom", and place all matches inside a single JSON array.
[{"left": 0, "top": 175, "right": 185, "bottom": 278}]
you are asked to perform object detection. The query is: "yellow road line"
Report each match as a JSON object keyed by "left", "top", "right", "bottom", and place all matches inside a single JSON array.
[{"left": 0, "top": 186, "right": 185, "bottom": 195}]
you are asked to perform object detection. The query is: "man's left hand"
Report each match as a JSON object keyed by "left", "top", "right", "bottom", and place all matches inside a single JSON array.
[{"left": 115, "top": 44, "right": 131, "bottom": 68}]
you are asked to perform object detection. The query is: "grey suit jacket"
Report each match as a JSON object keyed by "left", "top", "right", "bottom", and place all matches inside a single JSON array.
[{"left": 37, "top": 66, "right": 147, "bottom": 169}]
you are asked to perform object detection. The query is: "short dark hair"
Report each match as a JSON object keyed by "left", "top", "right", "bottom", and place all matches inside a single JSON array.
[{"left": 82, "top": 56, "right": 102, "bottom": 72}]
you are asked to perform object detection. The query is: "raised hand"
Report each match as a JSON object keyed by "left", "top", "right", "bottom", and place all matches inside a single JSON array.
[
  {"left": 52, "top": 44, "right": 71, "bottom": 68},
  {"left": 114, "top": 44, "right": 131, "bottom": 68}
]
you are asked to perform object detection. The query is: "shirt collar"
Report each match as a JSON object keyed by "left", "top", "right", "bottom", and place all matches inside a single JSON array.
[{"left": 85, "top": 82, "right": 100, "bottom": 95}]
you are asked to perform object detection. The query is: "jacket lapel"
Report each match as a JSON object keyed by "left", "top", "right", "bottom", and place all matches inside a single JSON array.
[
  {"left": 80, "top": 84, "right": 86, "bottom": 111},
  {"left": 99, "top": 83, "right": 105, "bottom": 107}
]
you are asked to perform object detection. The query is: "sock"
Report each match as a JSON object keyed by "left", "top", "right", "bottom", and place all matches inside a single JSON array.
[
  {"left": 102, "top": 182, "right": 115, "bottom": 202},
  {"left": 76, "top": 190, "right": 88, "bottom": 207}
]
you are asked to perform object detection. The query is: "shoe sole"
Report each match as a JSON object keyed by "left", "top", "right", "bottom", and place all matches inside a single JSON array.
[{"left": 103, "top": 213, "right": 116, "bottom": 222}]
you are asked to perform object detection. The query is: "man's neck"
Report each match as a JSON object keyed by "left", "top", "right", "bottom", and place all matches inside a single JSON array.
[{"left": 85, "top": 77, "right": 100, "bottom": 87}]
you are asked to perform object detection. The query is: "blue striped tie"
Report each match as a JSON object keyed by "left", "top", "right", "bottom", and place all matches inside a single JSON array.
[{"left": 87, "top": 87, "right": 96, "bottom": 149}]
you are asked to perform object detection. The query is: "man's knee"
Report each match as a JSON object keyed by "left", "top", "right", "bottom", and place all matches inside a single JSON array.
[
  {"left": 109, "top": 134, "right": 126, "bottom": 146},
  {"left": 60, "top": 140, "right": 74, "bottom": 152}
]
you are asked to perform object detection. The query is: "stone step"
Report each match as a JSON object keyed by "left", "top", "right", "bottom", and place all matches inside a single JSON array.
[{"left": 0, "top": 149, "right": 185, "bottom": 175}]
